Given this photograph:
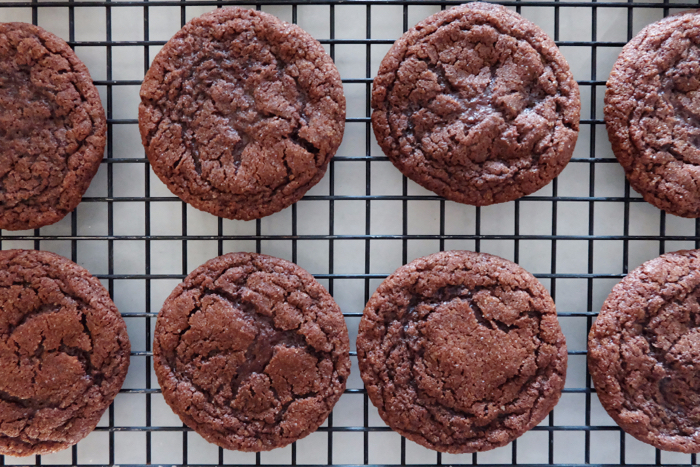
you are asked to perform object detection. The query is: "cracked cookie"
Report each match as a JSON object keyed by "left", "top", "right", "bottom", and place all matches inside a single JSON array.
[
  {"left": 589, "top": 249, "right": 700, "bottom": 452},
  {"left": 0, "top": 23, "right": 107, "bottom": 231},
  {"left": 357, "top": 250, "right": 567, "bottom": 453},
  {"left": 0, "top": 249, "right": 130, "bottom": 456},
  {"left": 605, "top": 11, "right": 700, "bottom": 218},
  {"left": 371, "top": 3, "right": 580, "bottom": 206},
  {"left": 153, "top": 252, "right": 351, "bottom": 451},
  {"left": 139, "top": 8, "right": 346, "bottom": 221}
]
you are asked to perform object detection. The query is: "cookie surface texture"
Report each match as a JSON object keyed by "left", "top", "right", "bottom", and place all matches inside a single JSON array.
[
  {"left": 589, "top": 249, "right": 700, "bottom": 452},
  {"left": 371, "top": 2, "right": 580, "bottom": 206},
  {"left": 357, "top": 250, "right": 568, "bottom": 453},
  {"left": 153, "top": 252, "right": 351, "bottom": 451},
  {"left": 0, "top": 23, "right": 106, "bottom": 231},
  {"left": 139, "top": 8, "right": 346, "bottom": 221},
  {"left": 605, "top": 11, "right": 700, "bottom": 217},
  {"left": 0, "top": 249, "right": 130, "bottom": 456}
]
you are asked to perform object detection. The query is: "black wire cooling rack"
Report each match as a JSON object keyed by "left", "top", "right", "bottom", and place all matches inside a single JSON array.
[{"left": 2, "top": 0, "right": 700, "bottom": 466}]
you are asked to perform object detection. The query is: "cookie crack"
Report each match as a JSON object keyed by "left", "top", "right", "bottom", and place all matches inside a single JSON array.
[
  {"left": 374, "top": 284, "right": 551, "bottom": 447},
  {"left": 169, "top": 276, "right": 329, "bottom": 412},
  {"left": 145, "top": 31, "right": 320, "bottom": 195}
]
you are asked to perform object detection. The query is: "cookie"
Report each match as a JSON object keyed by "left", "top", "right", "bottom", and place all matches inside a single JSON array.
[
  {"left": 605, "top": 11, "right": 700, "bottom": 218},
  {"left": 153, "top": 252, "right": 351, "bottom": 451},
  {"left": 589, "top": 249, "right": 700, "bottom": 452},
  {"left": 371, "top": 3, "right": 580, "bottom": 206},
  {"left": 0, "top": 249, "right": 130, "bottom": 456},
  {"left": 0, "top": 23, "right": 107, "bottom": 231},
  {"left": 357, "top": 250, "right": 567, "bottom": 453},
  {"left": 139, "top": 8, "right": 345, "bottom": 221}
]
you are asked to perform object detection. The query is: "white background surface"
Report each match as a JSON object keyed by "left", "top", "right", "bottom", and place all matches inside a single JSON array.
[{"left": 1, "top": 0, "right": 700, "bottom": 464}]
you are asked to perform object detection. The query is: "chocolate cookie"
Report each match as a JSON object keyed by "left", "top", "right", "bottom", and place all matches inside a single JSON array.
[
  {"left": 371, "top": 3, "right": 580, "bottom": 206},
  {"left": 153, "top": 252, "right": 350, "bottom": 451},
  {"left": 357, "top": 250, "right": 567, "bottom": 453},
  {"left": 605, "top": 11, "right": 700, "bottom": 218},
  {"left": 0, "top": 249, "right": 130, "bottom": 456},
  {"left": 0, "top": 23, "right": 106, "bottom": 231},
  {"left": 139, "top": 8, "right": 345, "bottom": 221},
  {"left": 589, "top": 249, "right": 700, "bottom": 452}
]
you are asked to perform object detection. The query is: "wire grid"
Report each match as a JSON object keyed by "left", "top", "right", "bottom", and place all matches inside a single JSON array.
[{"left": 3, "top": 0, "right": 700, "bottom": 466}]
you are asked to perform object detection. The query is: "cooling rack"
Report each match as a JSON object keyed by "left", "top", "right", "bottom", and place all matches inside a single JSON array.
[{"left": 2, "top": 0, "right": 700, "bottom": 465}]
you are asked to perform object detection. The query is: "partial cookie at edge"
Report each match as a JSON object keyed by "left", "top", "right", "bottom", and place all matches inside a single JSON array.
[
  {"left": 589, "top": 249, "right": 700, "bottom": 452},
  {"left": 0, "top": 23, "right": 107, "bottom": 231},
  {"left": 605, "top": 10, "right": 700, "bottom": 218},
  {"left": 0, "top": 249, "right": 130, "bottom": 456}
]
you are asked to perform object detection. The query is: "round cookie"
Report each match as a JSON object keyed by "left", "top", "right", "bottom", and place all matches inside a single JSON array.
[
  {"left": 605, "top": 11, "right": 700, "bottom": 218},
  {"left": 139, "top": 8, "right": 345, "bottom": 221},
  {"left": 153, "top": 252, "right": 351, "bottom": 451},
  {"left": 371, "top": 3, "right": 580, "bottom": 206},
  {"left": 589, "top": 249, "right": 700, "bottom": 452},
  {"left": 0, "top": 249, "right": 130, "bottom": 456},
  {"left": 0, "top": 23, "right": 107, "bottom": 231},
  {"left": 357, "top": 250, "right": 567, "bottom": 453}
]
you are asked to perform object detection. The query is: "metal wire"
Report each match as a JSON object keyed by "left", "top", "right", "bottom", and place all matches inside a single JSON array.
[{"left": 0, "top": 0, "right": 698, "bottom": 466}]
